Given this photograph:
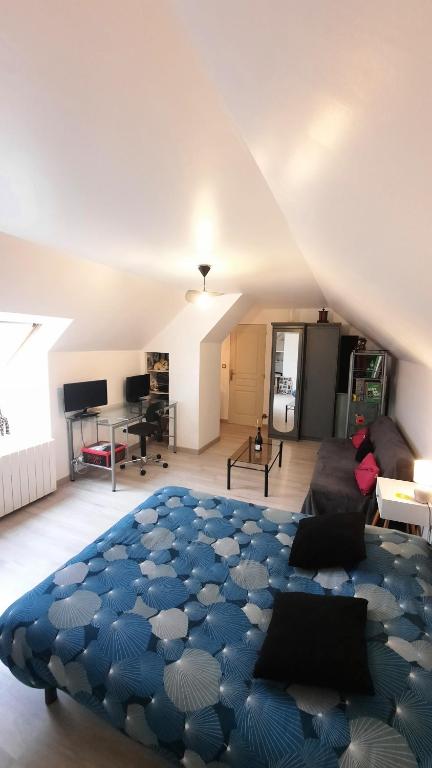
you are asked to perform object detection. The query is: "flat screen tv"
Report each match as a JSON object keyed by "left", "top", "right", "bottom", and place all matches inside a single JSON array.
[
  {"left": 63, "top": 379, "right": 108, "bottom": 414},
  {"left": 125, "top": 374, "right": 150, "bottom": 403}
]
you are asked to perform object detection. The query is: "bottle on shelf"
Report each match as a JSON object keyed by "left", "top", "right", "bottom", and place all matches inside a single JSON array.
[{"left": 254, "top": 419, "right": 263, "bottom": 452}]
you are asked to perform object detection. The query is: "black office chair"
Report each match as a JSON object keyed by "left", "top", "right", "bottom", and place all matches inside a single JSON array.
[{"left": 120, "top": 402, "right": 168, "bottom": 476}]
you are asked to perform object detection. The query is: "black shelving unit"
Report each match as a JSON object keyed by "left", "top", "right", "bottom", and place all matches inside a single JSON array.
[{"left": 344, "top": 350, "right": 390, "bottom": 437}]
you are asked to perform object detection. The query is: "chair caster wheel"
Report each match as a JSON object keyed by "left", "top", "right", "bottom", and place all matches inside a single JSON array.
[
  {"left": 156, "top": 453, "right": 162, "bottom": 460},
  {"left": 163, "top": 462, "right": 168, "bottom": 468},
  {"left": 140, "top": 469, "right": 146, "bottom": 476},
  {"left": 120, "top": 464, "right": 125, "bottom": 470},
  {"left": 132, "top": 455, "right": 137, "bottom": 461}
]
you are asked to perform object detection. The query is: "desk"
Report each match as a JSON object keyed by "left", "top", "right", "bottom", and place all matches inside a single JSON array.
[{"left": 66, "top": 400, "right": 177, "bottom": 491}]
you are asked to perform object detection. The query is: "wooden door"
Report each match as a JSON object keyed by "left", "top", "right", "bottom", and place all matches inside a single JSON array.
[{"left": 228, "top": 324, "right": 266, "bottom": 426}]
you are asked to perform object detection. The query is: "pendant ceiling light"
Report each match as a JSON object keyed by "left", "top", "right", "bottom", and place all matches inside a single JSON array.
[{"left": 185, "top": 264, "right": 223, "bottom": 306}]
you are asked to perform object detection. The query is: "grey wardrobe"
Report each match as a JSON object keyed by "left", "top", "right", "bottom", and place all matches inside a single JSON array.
[{"left": 268, "top": 322, "right": 340, "bottom": 441}]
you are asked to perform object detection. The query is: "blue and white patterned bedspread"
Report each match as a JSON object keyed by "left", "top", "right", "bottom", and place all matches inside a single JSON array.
[{"left": 1, "top": 487, "right": 432, "bottom": 767}]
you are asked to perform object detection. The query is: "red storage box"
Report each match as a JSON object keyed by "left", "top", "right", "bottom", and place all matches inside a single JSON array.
[{"left": 82, "top": 442, "right": 126, "bottom": 468}]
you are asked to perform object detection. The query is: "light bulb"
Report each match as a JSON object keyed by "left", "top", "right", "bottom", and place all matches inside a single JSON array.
[{"left": 195, "top": 291, "right": 211, "bottom": 308}]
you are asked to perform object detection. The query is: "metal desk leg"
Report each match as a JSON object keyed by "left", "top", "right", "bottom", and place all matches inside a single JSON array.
[
  {"left": 227, "top": 458, "right": 231, "bottom": 490},
  {"left": 264, "top": 464, "right": 269, "bottom": 497},
  {"left": 110, "top": 425, "right": 116, "bottom": 492},
  {"left": 173, "top": 402, "right": 177, "bottom": 453},
  {"left": 67, "top": 419, "right": 75, "bottom": 481},
  {"left": 279, "top": 441, "right": 283, "bottom": 468}
]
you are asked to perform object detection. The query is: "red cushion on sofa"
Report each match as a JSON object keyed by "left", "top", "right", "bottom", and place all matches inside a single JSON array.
[
  {"left": 352, "top": 427, "right": 369, "bottom": 449},
  {"left": 355, "top": 452, "right": 380, "bottom": 496}
]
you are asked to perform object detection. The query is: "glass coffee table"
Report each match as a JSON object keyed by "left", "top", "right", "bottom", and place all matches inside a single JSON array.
[{"left": 227, "top": 436, "right": 283, "bottom": 497}]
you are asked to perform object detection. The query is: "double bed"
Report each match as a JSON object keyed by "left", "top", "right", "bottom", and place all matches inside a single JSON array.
[{"left": 1, "top": 486, "right": 432, "bottom": 767}]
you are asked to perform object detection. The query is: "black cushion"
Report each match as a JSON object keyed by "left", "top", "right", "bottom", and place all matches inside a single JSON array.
[
  {"left": 289, "top": 510, "right": 366, "bottom": 570},
  {"left": 254, "top": 592, "right": 374, "bottom": 694},
  {"left": 355, "top": 436, "right": 374, "bottom": 462}
]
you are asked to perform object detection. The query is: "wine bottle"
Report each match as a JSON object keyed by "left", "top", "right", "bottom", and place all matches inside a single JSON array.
[{"left": 254, "top": 420, "right": 263, "bottom": 452}]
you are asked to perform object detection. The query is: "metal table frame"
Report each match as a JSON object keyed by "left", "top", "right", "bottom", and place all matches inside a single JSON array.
[
  {"left": 227, "top": 437, "right": 283, "bottom": 497},
  {"left": 66, "top": 400, "right": 177, "bottom": 491}
]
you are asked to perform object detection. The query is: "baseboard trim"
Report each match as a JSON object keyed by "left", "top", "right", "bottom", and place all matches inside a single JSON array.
[
  {"left": 178, "top": 436, "right": 220, "bottom": 455},
  {"left": 58, "top": 436, "right": 219, "bottom": 476}
]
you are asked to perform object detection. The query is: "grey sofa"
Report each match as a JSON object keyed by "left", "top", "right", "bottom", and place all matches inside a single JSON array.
[{"left": 300, "top": 416, "right": 415, "bottom": 520}]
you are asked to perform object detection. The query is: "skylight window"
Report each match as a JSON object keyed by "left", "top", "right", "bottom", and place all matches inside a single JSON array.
[
  {"left": 0, "top": 321, "right": 43, "bottom": 442},
  {"left": 0, "top": 311, "right": 71, "bottom": 449},
  {"left": 0, "top": 321, "right": 39, "bottom": 368}
]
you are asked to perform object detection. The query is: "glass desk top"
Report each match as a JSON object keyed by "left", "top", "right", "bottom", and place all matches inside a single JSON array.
[
  {"left": 65, "top": 400, "right": 176, "bottom": 427},
  {"left": 229, "top": 436, "right": 281, "bottom": 467}
]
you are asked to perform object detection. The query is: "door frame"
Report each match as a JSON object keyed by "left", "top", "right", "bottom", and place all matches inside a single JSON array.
[{"left": 268, "top": 322, "right": 305, "bottom": 441}]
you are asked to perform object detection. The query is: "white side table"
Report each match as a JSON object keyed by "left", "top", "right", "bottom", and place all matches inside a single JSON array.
[{"left": 372, "top": 476, "right": 430, "bottom": 534}]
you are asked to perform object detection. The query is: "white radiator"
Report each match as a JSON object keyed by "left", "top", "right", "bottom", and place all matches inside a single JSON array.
[{"left": 0, "top": 438, "right": 56, "bottom": 518}]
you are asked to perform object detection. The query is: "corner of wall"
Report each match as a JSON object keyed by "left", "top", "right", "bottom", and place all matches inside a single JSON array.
[{"left": 144, "top": 293, "right": 249, "bottom": 451}]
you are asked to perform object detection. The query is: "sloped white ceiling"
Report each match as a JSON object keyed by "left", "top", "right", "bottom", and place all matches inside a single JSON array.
[
  {"left": 0, "top": 0, "right": 322, "bottom": 307},
  {"left": 172, "top": 0, "right": 432, "bottom": 365},
  {"left": 2, "top": 1, "right": 431, "bottom": 362},
  {"left": 0, "top": 232, "right": 185, "bottom": 351}
]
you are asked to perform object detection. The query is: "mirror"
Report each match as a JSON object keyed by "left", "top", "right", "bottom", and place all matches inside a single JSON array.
[{"left": 269, "top": 325, "right": 304, "bottom": 440}]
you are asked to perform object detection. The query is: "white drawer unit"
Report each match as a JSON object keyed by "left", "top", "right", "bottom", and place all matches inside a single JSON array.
[
  {"left": 0, "top": 438, "right": 56, "bottom": 518},
  {"left": 376, "top": 476, "right": 430, "bottom": 528}
]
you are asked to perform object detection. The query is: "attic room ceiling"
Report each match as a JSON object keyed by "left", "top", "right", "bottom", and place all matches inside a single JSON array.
[
  {"left": 1, "top": 1, "right": 431, "bottom": 363},
  {"left": 0, "top": 0, "right": 322, "bottom": 307},
  {"left": 173, "top": 0, "right": 432, "bottom": 365}
]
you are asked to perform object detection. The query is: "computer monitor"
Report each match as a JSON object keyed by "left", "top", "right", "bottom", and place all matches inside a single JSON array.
[
  {"left": 63, "top": 379, "right": 108, "bottom": 414},
  {"left": 125, "top": 374, "right": 150, "bottom": 403}
]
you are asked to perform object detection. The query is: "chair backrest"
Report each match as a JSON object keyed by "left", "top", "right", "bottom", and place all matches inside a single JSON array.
[{"left": 145, "top": 401, "right": 164, "bottom": 424}]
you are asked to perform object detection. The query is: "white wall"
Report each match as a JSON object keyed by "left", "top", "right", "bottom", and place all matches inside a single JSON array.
[
  {"left": 145, "top": 294, "right": 247, "bottom": 451},
  {"left": 49, "top": 350, "right": 142, "bottom": 480},
  {"left": 0, "top": 234, "right": 251, "bottom": 467},
  {"left": 0, "top": 232, "right": 184, "bottom": 478},
  {"left": 392, "top": 361, "right": 432, "bottom": 458},
  {"left": 199, "top": 343, "right": 222, "bottom": 448}
]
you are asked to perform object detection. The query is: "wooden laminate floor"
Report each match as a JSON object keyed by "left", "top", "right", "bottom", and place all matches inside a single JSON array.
[{"left": 0, "top": 423, "right": 319, "bottom": 768}]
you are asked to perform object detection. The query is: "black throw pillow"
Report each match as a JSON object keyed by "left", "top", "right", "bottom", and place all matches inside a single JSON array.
[
  {"left": 254, "top": 592, "right": 374, "bottom": 694},
  {"left": 289, "top": 510, "right": 366, "bottom": 570},
  {"left": 355, "top": 436, "right": 374, "bottom": 462}
]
